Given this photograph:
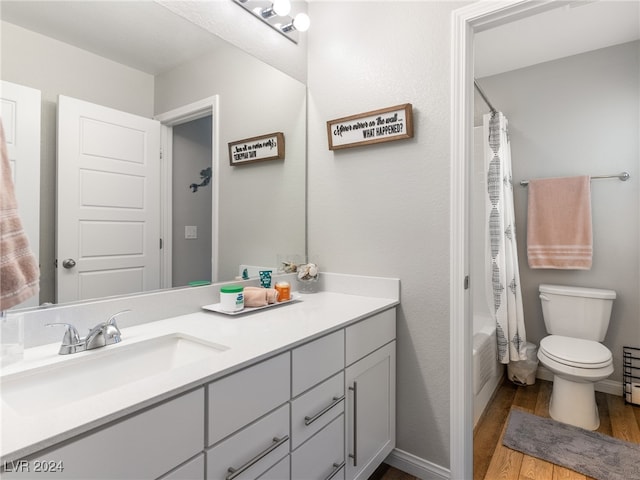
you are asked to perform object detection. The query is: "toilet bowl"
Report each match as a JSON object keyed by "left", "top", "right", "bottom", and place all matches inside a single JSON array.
[
  {"left": 536, "top": 284, "right": 616, "bottom": 430},
  {"left": 538, "top": 335, "right": 613, "bottom": 430}
]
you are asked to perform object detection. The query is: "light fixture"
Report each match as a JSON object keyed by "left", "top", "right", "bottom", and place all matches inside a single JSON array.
[
  {"left": 232, "top": 0, "right": 310, "bottom": 44},
  {"left": 281, "top": 12, "right": 310, "bottom": 33}
]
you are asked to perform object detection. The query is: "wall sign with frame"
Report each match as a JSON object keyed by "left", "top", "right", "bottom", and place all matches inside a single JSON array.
[
  {"left": 326, "top": 103, "right": 413, "bottom": 150},
  {"left": 229, "top": 132, "right": 284, "bottom": 165}
]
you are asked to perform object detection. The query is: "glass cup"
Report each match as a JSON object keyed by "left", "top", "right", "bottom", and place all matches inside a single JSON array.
[{"left": 1, "top": 312, "right": 24, "bottom": 367}]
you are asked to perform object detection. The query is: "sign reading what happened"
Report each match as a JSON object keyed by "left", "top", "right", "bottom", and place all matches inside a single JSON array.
[
  {"left": 229, "top": 132, "right": 284, "bottom": 165},
  {"left": 327, "top": 103, "right": 413, "bottom": 151}
]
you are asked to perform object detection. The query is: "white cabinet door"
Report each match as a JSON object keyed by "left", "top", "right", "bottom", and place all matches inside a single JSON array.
[
  {"left": 6, "top": 389, "right": 204, "bottom": 480},
  {"left": 345, "top": 341, "right": 396, "bottom": 480}
]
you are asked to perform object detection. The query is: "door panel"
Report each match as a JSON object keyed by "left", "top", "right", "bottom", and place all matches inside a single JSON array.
[{"left": 57, "top": 95, "right": 160, "bottom": 303}]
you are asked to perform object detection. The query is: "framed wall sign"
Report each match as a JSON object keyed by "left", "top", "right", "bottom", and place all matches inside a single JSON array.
[
  {"left": 326, "top": 103, "right": 413, "bottom": 150},
  {"left": 229, "top": 132, "right": 285, "bottom": 165}
]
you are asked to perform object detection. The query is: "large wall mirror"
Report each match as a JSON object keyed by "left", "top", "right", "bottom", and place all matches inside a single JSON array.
[{"left": 1, "top": 0, "right": 307, "bottom": 310}]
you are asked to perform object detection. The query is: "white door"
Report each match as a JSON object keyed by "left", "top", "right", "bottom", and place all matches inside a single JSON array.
[
  {"left": 1, "top": 81, "right": 41, "bottom": 309},
  {"left": 57, "top": 95, "right": 161, "bottom": 303},
  {"left": 345, "top": 342, "right": 396, "bottom": 480}
]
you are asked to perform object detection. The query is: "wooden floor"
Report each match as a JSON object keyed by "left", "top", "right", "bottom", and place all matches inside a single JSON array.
[
  {"left": 372, "top": 378, "right": 640, "bottom": 480},
  {"left": 474, "top": 378, "right": 640, "bottom": 480}
]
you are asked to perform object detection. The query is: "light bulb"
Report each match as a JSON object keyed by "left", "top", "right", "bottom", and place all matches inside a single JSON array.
[
  {"left": 273, "top": 0, "right": 291, "bottom": 16},
  {"left": 293, "top": 12, "right": 310, "bottom": 32}
]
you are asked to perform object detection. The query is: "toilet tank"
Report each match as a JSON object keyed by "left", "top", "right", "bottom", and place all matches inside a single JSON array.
[{"left": 539, "top": 284, "right": 616, "bottom": 341}]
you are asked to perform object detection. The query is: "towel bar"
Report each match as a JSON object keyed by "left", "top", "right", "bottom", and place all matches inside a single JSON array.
[{"left": 520, "top": 171, "right": 630, "bottom": 186}]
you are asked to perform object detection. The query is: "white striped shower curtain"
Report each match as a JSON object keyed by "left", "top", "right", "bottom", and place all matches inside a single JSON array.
[{"left": 483, "top": 112, "right": 527, "bottom": 364}]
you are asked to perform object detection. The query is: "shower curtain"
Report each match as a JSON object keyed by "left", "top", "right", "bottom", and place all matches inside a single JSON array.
[{"left": 483, "top": 112, "right": 527, "bottom": 364}]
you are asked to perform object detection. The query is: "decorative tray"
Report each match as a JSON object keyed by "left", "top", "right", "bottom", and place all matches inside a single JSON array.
[{"left": 202, "top": 293, "right": 301, "bottom": 316}]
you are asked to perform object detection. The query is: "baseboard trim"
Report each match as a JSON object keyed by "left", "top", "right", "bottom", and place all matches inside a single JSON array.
[
  {"left": 536, "top": 366, "right": 624, "bottom": 396},
  {"left": 385, "top": 448, "right": 450, "bottom": 480}
]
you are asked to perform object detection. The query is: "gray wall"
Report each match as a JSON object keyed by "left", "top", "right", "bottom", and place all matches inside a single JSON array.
[
  {"left": 307, "top": 1, "right": 467, "bottom": 469},
  {"left": 477, "top": 41, "right": 640, "bottom": 383},
  {"left": 154, "top": 44, "right": 307, "bottom": 281},
  {"left": 172, "top": 116, "right": 213, "bottom": 287}
]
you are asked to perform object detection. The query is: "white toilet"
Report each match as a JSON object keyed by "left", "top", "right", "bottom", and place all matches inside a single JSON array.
[{"left": 537, "top": 284, "right": 616, "bottom": 430}]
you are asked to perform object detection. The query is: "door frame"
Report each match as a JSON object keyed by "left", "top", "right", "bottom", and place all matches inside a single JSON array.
[
  {"left": 449, "top": 1, "right": 567, "bottom": 478},
  {"left": 155, "top": 96, "right": 220, "bottom": 288}
]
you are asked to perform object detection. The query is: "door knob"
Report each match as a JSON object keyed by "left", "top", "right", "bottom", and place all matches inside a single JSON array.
[{"left": 62, "top": 258, "right": 76, "bottom": 269}]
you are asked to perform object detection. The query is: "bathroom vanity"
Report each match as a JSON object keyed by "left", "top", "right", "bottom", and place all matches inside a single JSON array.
[{"left": 1, "top": 274, "right": 399, "bottom": 480}]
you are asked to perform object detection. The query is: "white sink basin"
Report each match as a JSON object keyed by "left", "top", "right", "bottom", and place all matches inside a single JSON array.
[{"left": 1, "top": 334, "right": 228, "bottom": 415}]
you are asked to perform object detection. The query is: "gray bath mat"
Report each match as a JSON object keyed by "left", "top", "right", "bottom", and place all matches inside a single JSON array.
[{"left": 503, "top": 409, "right": 640, "bottom": 480}]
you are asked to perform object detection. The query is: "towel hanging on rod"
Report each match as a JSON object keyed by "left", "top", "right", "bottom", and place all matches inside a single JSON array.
[{"left": 520, "top": 171, "right": 630, "bottom": 186}]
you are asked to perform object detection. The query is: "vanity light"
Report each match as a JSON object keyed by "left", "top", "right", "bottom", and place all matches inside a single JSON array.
[
  {"left": 261, "top": 0, "right": 291, "bottom": 19},
  {"left": 281, "top": 12, "right": 310, "bottom": 33},
  {"left": 232, "top": 0, "right": 309, "bottom": 44}
]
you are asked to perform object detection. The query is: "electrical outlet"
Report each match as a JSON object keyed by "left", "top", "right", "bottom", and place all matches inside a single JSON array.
[{"left": 185, "top": 226, "right": 198, "bottom": 239}]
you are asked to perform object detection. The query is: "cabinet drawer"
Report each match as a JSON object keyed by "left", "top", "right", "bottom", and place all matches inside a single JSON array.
[
  {"left": 345, "top": 309, "right": 395, "bottom": 366},
  {"left": 207, "top": 404, "right": 290, "bottom": 480},
  {"left": 292, "top": 330, "right": 344, "bottom": 397},
  {"left": 291, "top": 415, "right": 345, "bottom": 480},
  {"left": 291, "top": 372, "right": 344, "bottom": 449},
  {"left": 12, "top": 389, "right": 204, "bottom": 480},
  {"left": 208, "top": 352, "right": 290, "bottom": 445},
  {"left": 257, "top": 455, "right": 290, "bottom": 480},
  {"left": 161, "top": 454, "right": 205, "bottom": 480}
]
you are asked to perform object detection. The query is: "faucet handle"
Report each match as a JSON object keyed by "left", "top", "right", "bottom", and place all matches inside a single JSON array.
[
  {"left": 107, "top": 309, "right": 131, "bottom": 327},
  {"left": 102, "top": 310, "right": 130, "bottom": 346},
  {"left": 46, "top": 323, "right": 81, "bottom": 345},
  {"left": 46, "top": 323, "right": 82, "bottom": 354}
]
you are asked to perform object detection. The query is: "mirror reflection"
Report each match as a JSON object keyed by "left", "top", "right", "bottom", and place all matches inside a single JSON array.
[{"left": 1, "top": 0, "right": 307, "bottom": 310}]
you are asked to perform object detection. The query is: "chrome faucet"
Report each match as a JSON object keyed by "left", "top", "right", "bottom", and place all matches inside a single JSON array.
[{"left": 47, "top": 310, "right": 129, "bottom": 355}]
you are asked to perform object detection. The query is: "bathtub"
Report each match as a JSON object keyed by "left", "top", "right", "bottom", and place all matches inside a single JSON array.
[{"left": 473, "top": 314, "right": 504, "bottom": 427}]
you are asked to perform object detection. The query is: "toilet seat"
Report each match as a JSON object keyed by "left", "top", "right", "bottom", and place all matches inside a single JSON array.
[{"left": 539, "top": 335, "right": 612, "bottom": 369}]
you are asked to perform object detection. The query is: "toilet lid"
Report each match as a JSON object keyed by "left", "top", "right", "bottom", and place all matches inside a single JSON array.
[{"left": 540, "top": 335, "right": 612, "bottom": 368}]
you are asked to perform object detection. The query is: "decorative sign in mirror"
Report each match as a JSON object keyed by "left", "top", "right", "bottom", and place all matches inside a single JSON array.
[
  {"left": 229, "top": 132, "right": 285, "bottom": 166},
  {"left": 327, "top": 103, "right": 414, "bottom": 150}
]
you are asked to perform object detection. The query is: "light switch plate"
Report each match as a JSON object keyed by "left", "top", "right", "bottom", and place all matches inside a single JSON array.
[{"left": 185, "top": 226, "right": 197, "bottom": 239}]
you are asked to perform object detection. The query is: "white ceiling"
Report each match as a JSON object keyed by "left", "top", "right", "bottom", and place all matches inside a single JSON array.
[
  {"left": 0, "top": 0, "right": 227, "bottom": 75},
  {"left": 475, "top": 1, "right": 640, "bottom": 78},
  {"left": 2, "top": 1, "right": 639, "bottom": 78}
]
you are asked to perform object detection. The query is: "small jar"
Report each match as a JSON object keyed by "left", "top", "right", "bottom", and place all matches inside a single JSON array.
[
  {"left": 274, "top": 281, "right": 291, "bottom": 302},
  {"left": 219, "top": 285, "right": 244, "bottom": 312}
]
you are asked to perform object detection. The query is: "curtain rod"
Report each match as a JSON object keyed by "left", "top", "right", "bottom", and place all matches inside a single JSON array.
[
  {"left": 474, "top": 79, "right": 496, "bottom": 114},
  {"left": 520, "top": 171, "right": 631, "bottom": 186}
]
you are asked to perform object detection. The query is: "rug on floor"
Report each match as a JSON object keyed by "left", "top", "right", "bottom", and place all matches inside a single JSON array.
[{"left": 502, "top": 408, "right": 640, "bottom": 480}]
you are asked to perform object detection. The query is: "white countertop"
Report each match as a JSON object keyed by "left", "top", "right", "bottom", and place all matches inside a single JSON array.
[{"left": 1, "top": 290, "right": 398, "bottom": 462}]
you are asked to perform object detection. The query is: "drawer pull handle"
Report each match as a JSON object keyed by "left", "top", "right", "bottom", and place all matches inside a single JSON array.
[
  {"left": 349, "top": 382, "right": 358, "bottom": 466},
  {"left": 226, "top": 435, "right": 289, "bottom": 480},
  {"left": 325, "top": 461, "right": 346, "bottom": 480},
  {"left": 304, "top": 395, "right": 345, "bottom": 426}
]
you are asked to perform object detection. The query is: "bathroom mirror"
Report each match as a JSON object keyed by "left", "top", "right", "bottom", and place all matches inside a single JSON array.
[{"left": 1, "top": 0, "right": 307, "bottom": 309}]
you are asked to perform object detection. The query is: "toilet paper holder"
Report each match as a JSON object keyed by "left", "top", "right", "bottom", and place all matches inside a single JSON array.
[{"left": 623, "top": 346, "right": 640, "bottom": 406}]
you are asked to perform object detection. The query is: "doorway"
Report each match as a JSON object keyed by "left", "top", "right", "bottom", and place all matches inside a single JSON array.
[
  {"left": 171, "top": 116, "right": 213, "bottom": 287},
  {"left": 450, "top": 2, "right": 567, "bottom": 478},
  {"left": 156, "top": 95, "right": 220, "bottom": 288}
]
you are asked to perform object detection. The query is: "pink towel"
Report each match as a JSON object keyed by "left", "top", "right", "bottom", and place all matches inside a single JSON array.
[
  {"left": 527, "top": 175, "right": 592, "bottom": 270},
  {"left": 1, "top": 121, "right": 40, "bottom": 310},
  {"left": 243, "top": 287, "right": 279, "bottom": 307}
]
